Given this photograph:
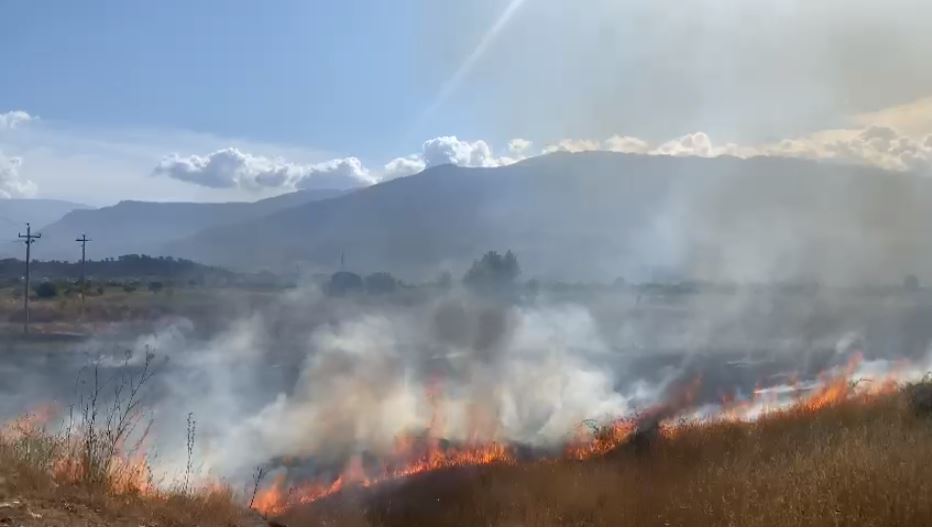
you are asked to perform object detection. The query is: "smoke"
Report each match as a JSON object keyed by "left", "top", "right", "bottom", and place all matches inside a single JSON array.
[
  {"left": 150, "top": 289, "right": 657, "bottom": 480},
  {"left": 5, "top": 265, "right": 932, "bottom": 493}
]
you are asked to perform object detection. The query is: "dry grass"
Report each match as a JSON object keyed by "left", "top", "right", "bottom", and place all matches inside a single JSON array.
[
  {"left": 284, "top": 384, "right": 932, "bottom": 526},
  {"left": 0, "top": 360, "right": 264, "bottom": 527},
  {"left": 0, "top": 415, "right": 260, "bottom": 526}
]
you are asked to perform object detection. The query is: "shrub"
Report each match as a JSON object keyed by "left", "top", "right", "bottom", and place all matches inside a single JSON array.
[{"left": 34, "top": 281, "right": 58, "bottom": 299}]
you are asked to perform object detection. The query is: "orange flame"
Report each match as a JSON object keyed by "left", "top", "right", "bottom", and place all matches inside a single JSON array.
[{"left": 253, "top": 437, "right": 515, "bottom": 516}]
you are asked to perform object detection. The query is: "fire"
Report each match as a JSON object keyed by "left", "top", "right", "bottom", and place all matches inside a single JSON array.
[
  {"left": 0, "top": 403, "right": 59, "bottom": 439},
  {"left": 254, "top": 353, "right": 924, "bottom": 517},
  {"left": 565, "top": 419, "right": 636, "bottom": 460},
  {"left": 801, "top": 353, "right": 864, "bottom": 412},
  {"left": 1, "top": 403, "right": 155, "bottom": 497},
  {"left": 252, "top": 375, "right": 524, "bottom": 516},
  {"left": 253, "top": 437, "right": 515, "bottom": 516}
]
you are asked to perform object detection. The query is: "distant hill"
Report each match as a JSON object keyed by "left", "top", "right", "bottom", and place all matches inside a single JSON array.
[
  {"left": 22, "top": 189, "right": 344, "bottom": 261},
  {"left": 165, "top": 152, "right": 932, "bottom": 284},
  {"left": 0, "top": 198, "right": 91, "bottom": 234}
]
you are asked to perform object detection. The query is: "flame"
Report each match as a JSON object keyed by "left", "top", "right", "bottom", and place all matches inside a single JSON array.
[
  {"left": 253, "top": 437, "right": 515, "bottom": 516},
  {"left": 1, "top": 403, "right": 154, "bottom": 497},
  {"left": 0, "top": 403, "right": 59, "bottom": 439}
]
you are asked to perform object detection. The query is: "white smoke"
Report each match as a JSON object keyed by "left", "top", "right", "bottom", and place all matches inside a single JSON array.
[{"left": 128, "top": 288, "right": 669, "bottom": 480}]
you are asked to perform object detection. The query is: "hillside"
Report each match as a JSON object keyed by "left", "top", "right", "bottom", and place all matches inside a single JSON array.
[
  {"left": 166, "top": 152, "right": 932, "bottom": 283},
  {"left": 23, "top": 189, "right": 343, "bottom": 261},
  {"left": 0, "top": 199, "right": 90, "bottom": 234}
]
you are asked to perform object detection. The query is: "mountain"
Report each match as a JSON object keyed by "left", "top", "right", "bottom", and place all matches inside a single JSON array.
[
  {"left": 25, "top": 189, "right": 344, "bottom": 261},
  {"left": 0, "top": 199, "right": 91, "bottom": 233},
  {"left": 165, "top": 152, "right": 932, "bottom": 284},
  {"left": 0, "top": 199, "right": 91, "bottom": 256}
]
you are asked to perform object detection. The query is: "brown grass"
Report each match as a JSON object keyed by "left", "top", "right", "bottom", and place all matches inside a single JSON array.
[
  {"left": 0, "top": 408, "right": 263, "bottom": 527},
  {"left": 0, "top": 418, "right": 260, "bottom": 526},
  {"left": 283, "top": 384, "right": 932, "bottom": 526}
]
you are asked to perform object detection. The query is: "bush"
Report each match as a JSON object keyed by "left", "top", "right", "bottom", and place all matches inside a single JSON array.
[
  {"left": 34, "top": 281, "right": 58, "bottom": 299},
  {"left": 148, "top": 281, "right": 163, "bottom": 293}
]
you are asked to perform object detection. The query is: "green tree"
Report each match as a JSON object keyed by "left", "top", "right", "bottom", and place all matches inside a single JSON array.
[{"left": 463, "top": 250, "right": 520, "bottom": 290}]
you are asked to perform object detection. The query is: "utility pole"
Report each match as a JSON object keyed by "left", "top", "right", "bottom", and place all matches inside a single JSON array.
[
  {"left": 18, "top": 223, "right": 41, "bottom": 335},
  {"left": 76, "top": 234, "right": 91, "bottom": 318}
]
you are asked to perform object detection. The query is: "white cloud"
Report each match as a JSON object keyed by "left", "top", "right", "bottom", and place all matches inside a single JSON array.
[
  {"left": 603, "top": 135, "right": 650, "bottom": 154},
  {"left": 653, "top": 132, "right": 714, "bottom": 157},
  {"left": 422, "top": 136, "right": 498, "bottom": 167},
  {"left": 541, "top": 138, "right": 601, "bottom": 154},
  {"left": 153, "top": 148, "right": 375, "bottom": 191},
  {"left": 0, "top": 151, "right": 38, "bottom": 199},
  {"left": 508, "top": 138, "right": 533, "bottom": 156},
  {"left": 380, "top": 136, "right": 528, "bottom": 181},
  {"left": 293, "top": 157, "right": 374, "bottom": 190},
  {"left": 382, "top": 155, "right": 426, "bottom": 180},
  {"left": 535, "top": 105, "right": 932, "bottom": 174},
  {"left": 0, "top": 110, "right": 34, "bottom": 130}
]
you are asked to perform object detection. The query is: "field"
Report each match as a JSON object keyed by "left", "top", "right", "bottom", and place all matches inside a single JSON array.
[
  {"left": 0, "top": 283, "right": 280, "bottom": 338},
  {"left": 3, "top": 283, "right": 932, "bottom": 526},
  {"left": 282, "top": 384, "right": 932, "bottom": 526},
  {"left": 2, "top": 380, "right": 931, "bottom": 526}
]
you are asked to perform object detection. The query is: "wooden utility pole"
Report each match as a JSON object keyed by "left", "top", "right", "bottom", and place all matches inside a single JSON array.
[
  {"left": 18, "top": 223, "right": 41, "bottom": 334},
  {"left": 76, "top": 234, "right": 91, "bottom": 318}
]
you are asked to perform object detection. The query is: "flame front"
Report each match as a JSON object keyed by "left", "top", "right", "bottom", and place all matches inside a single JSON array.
[
  {"left": 253, "top": 354, "right": 919, "bottom": 517},
  {"left": 253, "top": 438, "right": 515, "bottom": 516}
]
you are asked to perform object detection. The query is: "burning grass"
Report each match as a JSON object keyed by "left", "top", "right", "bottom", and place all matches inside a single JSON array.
[
  {"left": 0, "top": 409, "right": 257, "bottom": 526},
  {"left": 272, "top": 377, "right": 932, "bottom": 526},
  {"left": 0, "top": 358, "right": 262, "bottom": 527},
  {"left": 4, "top": 343, "right": 932, "bottom": 526}
]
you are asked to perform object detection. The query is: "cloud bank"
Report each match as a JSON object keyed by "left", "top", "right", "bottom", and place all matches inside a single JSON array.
[
  {"left": 153, "top": 122, "right": 932, "bottom": 196},
  {"left": 153, "top": 148, "right": 375, "bottom": 191},
  {"left": 382, "top": 135, "right": 528, "bottom": 180},
  {"left": 14, "top": 95, "right": 932, "bottom": 200},
  {"left": 542, "top": 125, "right": 932, "bottom": 174}
]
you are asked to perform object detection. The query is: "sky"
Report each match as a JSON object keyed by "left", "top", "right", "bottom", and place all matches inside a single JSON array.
[{"left": 2, "top": 0, "right": 932, "bottom": 205}]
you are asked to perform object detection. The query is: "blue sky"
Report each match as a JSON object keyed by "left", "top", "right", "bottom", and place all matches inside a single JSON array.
[
  {"left": 2, "top": 0, "right": 932, "bottom": 204},
  {"left": 1, "top": 1, "right": 437, "bottom": 160}
]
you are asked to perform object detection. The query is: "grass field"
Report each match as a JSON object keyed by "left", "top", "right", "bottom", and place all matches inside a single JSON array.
[
  {"left": 2, "top": 379, "right": 931, "bottom": 526},
  {"left": 280, "top": 382, "right": 932, "bottom": 526}
]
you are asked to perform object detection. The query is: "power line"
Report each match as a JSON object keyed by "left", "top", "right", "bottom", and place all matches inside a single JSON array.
[
  {"left": 76, "top": 234, "right": 91, "bottom": 319},
  {"left": 18, "top": 223, "right": 41, "bottom": 335}
]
